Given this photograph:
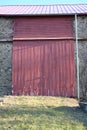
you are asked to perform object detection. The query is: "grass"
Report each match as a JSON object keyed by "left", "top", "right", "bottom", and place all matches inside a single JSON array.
[{"left": 0, "top": 96, "right": 87, "bottom": 130}]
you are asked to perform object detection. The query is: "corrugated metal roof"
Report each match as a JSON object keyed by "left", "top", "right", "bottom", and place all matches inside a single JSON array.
[{"left": 0, "top": 4, "right": 87, "bottom": 15}]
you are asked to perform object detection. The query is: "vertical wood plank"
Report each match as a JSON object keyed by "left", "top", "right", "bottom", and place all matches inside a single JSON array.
[{"left": 12, "top": 40, "right": 76, "bottom": 97}]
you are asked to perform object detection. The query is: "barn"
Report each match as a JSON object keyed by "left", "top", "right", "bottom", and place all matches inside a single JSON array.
[{"left": 0, "top": 4, "right": 87, "bottom": 97}]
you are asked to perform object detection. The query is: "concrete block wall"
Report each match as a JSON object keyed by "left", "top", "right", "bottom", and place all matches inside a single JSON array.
[{"left": 0, "top": 17, "right": 13, "bottom": 96}]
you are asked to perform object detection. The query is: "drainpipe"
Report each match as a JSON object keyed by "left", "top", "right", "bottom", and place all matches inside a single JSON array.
[{"left": 75, "top": 14, "right": 80, "bottom": 100}]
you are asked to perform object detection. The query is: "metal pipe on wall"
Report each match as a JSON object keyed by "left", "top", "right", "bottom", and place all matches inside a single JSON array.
[{"left": 75, "top": 14, "right": 80, "bottom": 99}]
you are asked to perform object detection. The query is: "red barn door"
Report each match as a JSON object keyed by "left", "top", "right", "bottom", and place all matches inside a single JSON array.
[{"left": 12, "top": 16, "right": 76, "bottom": 97}]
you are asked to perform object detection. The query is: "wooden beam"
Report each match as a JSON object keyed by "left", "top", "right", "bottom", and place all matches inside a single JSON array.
[{"left": 13, "top": 37, "right": 74, "bottom": 41}]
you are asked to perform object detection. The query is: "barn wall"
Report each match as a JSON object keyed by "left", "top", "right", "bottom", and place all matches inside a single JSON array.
[
  {"left": 0, "top": 17, "right": 13, "bottom": 96},
  {"left": 0, "top": 16, "right": 87, "bottom": 96},
  {"left": 76, "top": 16, "right": 87, "bottom": 97}
]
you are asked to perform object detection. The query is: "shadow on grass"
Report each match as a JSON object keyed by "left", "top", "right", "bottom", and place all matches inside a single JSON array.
[
  {"left": 53, "top": 106, "right": 87, "bottom": 127},
  {"left": 0, "top": 105, "right": 87, "bottom": 128}
]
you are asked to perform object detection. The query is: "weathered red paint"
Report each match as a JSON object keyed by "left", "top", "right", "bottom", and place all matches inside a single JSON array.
[
  {"left": 14, "top": 16, "right": 74, "bottom": 39},
  {"left": 12, "top": 16, "right": 76, "bottom": 97},
  {"left": 12, "top": 40, "right": 76, "bottom": 96}
]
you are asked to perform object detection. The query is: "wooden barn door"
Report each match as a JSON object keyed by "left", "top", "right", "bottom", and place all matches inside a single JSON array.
[{"left": 12, "top": 16, "right": 76, "bottom": 97}]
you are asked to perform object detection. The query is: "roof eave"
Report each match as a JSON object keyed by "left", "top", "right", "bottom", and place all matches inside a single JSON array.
[{"left": 0, "top": 13, "right": 87, "bottom": 17}]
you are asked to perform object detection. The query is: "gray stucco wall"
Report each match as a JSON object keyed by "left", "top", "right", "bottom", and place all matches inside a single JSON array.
[
  {"left": 0, "top": 17, "right": 13, "bottom": 41},
  {"left": 77, "top": 16, "right": 87, "bottom": 97},
  {"left": 79, "top": 41, "right": 87, "bottom": 97},
  {"left": 0, "top": 17, "right": 13, "bottom": 96}
]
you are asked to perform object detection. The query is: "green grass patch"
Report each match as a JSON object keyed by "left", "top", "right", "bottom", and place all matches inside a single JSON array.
[{"left": 0, "top": 96, "right": 87, "bottom": 130}]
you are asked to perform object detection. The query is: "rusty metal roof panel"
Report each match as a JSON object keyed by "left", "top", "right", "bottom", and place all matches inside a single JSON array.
[{"left": 0, "top": 5, "right": 87, "bottom": 15}]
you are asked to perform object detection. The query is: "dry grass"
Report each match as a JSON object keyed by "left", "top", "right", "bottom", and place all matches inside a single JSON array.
[{"left": 0, "top": 96, "right": 87, "bottom": 130}]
